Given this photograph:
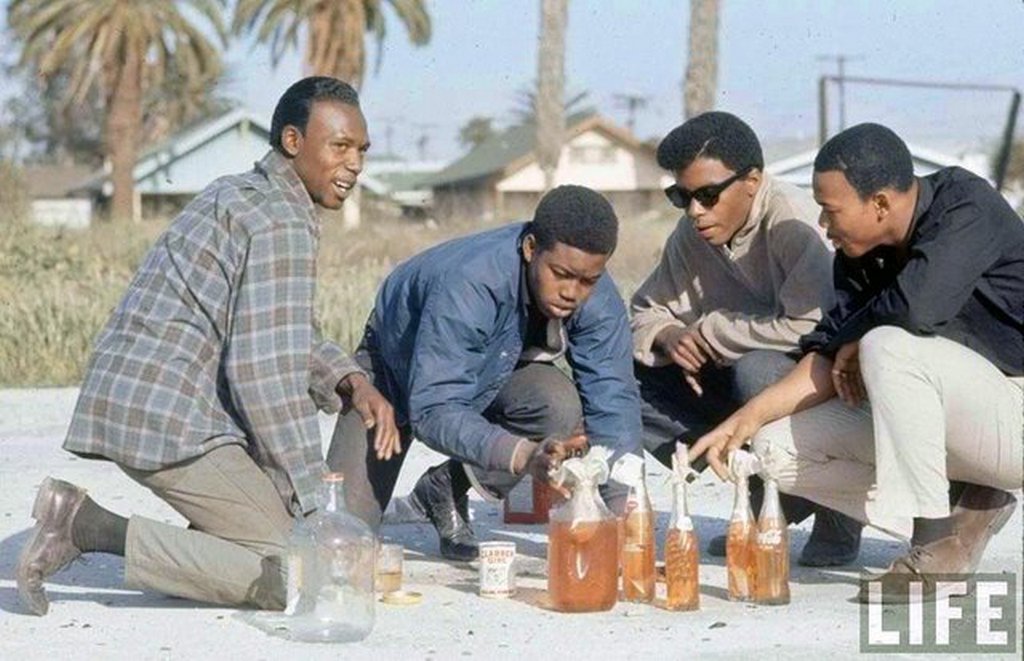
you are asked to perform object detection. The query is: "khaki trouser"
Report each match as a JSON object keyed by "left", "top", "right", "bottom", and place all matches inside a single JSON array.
[
  {"left": 753, "top": 326, "right": 1023, "bottom": 541},
  {"left": 120, "top": 444, "right": 292, "bottom": 609}
]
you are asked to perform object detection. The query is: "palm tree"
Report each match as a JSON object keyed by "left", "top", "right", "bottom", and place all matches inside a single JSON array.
[
  {"left": 8, "top": 0, "right": 227, "bottom": 223},
  {"left": 684, "top": 0, "right": 719, "bottom": 119},
  {"left": 233, "top": 0, "right": 431, "bottom": 88},
  {"left": 535, "top": 0, "right": 568, "bottom": 193},
  {"left": 458, "top": 116, "right": 495, "bottom": 151}
]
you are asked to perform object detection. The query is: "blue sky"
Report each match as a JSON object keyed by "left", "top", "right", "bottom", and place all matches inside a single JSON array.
[{"left": 4, "top": 1, "right": 1024, "bottom": 162}]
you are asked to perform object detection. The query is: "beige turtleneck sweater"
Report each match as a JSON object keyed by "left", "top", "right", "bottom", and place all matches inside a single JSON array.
[{"left": 631, "top": 172, "right": 834, "bottom": 366}]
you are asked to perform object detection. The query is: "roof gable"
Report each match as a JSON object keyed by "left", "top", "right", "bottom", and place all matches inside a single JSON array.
[{"left": 426, "top": 111, "right": 646, "bottom": 188}]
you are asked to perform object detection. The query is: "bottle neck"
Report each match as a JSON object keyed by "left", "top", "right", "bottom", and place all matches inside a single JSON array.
[
  {"left": 759, "top": 478, "right": 783, "bottom": 524},
  {"left": 319, "top": 479, "right": 346, "bottom": 513},
  {"left": 670, "top": 480, "right": 691, "bottom": 528},
  {"left": 627, "top": 476, "right": 651, "bottom": 513},
  {"left": 730, "top": 475, "right": 752, "bottom": 521}
]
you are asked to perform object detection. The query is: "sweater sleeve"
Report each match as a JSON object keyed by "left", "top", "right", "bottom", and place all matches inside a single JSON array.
[{"left": 630, "top": 219, "right": 704, "bottom": 366}]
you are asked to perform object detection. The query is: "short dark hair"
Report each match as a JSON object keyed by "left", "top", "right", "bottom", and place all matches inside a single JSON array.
[
  {"left": 656, "top": 111, "right": 764, "bottom": 174},
  {"left": 814, "top": 123, "right": 914, "bottom": 199},
  {"left": 530, "top": 185, "right": 618, "bottom": 255},
  {"left": 270, "top": 77, "right": 360, "bottom": 154}
]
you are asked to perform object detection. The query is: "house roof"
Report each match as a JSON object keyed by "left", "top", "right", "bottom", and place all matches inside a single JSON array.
[
  {"left": 767, "top": 141, "right": 991, "bottom": 185},
  {"left": 23, "top": 164, "right": 95, "bottom": 199},
  {"left": 74, "top": 106, "right": 270, "bottom": 194},
  {"left": 425, "top": 111, "right": 649, "bottom": 188}
]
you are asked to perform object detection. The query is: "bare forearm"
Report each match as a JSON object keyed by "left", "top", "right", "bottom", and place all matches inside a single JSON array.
[{"left": 745, "top": 352, "right": 836, "bottom": 426}]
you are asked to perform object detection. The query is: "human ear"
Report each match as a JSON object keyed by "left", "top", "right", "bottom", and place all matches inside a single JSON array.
[
  {"left": 522, "top": 233, "right": 537, "bottom": 263},
  {"left": 745, "top": 169, "right": 762, "bottom": 195},
  {"left": 280, "top": 125, "right": 303, "bottom": 158},
  {"left": 873, "top": 192, "right": 890, "bottom": 220}
]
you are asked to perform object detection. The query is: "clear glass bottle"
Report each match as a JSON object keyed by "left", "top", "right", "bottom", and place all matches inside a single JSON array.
[
  {"left": 284, "top": 514, "right": 315, "bottom": 615},
  {"left": 665, "top": 450, "right": 700, "bottom": 611},
  {"left": 287, "top": 472, "right": 377, "bottom": 643},
  {"left": 726, "top": 472, "right": 757, "bottom": 602},
  {"left": 753, "top": 478, "right": 790, "bottom": 605},
  {"left": 548, "top": 447, "right": 619, "bottom": 613}
]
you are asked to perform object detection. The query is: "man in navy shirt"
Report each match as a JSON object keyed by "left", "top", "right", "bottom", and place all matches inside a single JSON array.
[
  {"left": 330, "top": 185, "right": 643, "bottom": 560},
  {"left": 691, "top": 123, "right": 1023, "bottom": 600}
]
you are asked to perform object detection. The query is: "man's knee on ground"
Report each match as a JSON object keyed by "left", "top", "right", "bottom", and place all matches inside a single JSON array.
[{"left": 247, "top": 552, "right": 287, "bottom": 610}]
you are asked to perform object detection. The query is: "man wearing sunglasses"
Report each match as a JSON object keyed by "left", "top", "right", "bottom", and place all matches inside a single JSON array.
[{"left": 631, "top": 111, "right": 863, "bottom": 566}]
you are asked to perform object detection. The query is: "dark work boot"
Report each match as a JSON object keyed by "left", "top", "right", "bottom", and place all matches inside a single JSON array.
[
  {"left": 798, "top": 508, "right": 863, "bottom": 567},
  {"left": 409, "top": 462, "right": 479, "bottom": 562}
]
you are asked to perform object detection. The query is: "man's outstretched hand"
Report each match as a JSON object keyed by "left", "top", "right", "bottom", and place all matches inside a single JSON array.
[{"left": 687, "top": 412, "right": 762, "bottom": 481}]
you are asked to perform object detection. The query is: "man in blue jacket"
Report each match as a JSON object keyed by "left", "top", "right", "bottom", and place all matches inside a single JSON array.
[{"left": 329, "top": 185, "right": 643, "bottom": 560}]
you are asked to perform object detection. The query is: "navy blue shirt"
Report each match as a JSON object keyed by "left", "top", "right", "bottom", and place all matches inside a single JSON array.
[
  {"left": 365, "top": 223, "right": 643, "bottom": 472},
  {"left": 801, "top": 167, "right": 1024, "bottom": 376}
]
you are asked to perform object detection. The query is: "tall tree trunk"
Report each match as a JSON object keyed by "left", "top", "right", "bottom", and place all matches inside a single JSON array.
[
  {"left": 536, "top": 0, "right": 568, "bottom": 193},
  {"left": 307, "top": 0, "right": 366, "bottom": 88},
  {"left": 684, "top": 0, "right": 719, "bottom": 119},
  {"left": 105, "top": 49, "right": 143, "bottom": 223}
]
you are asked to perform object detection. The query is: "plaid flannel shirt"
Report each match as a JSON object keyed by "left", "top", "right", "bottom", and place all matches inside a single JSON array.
[{"left": 64, "top": 150, "right": 362, "bottom": 514}]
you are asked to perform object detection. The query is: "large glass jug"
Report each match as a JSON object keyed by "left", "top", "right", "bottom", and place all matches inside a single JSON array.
[{"left": 547, "top": 446, "right": 619, "bottom": 613}]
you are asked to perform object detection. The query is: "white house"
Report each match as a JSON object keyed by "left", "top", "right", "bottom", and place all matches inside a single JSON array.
[
  {"left": 426, "top": 112, "right": 672, "bottom": 223},
  {"left": 24, "top": 164, "right": 94, "bottom": 229},
  {"left": 767, "top": 142, "right": 993, "bottom": 188}
]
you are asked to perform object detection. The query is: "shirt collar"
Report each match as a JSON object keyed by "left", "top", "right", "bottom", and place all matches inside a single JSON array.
[
  {"left": 730, "top": 171, "right": 773, "bottom": 244},
  {"left": 254, "top": 150, "right": 321, "bottom": 237},
  {"left": 908, "top": 175, "right": 934, "bottom": 241}
]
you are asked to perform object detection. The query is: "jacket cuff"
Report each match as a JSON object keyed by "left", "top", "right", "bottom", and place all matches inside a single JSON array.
[
  {"left": 309, "top": 346, "right": 366, "bottom": 414},
  {"left": 486, "top": 434, "right": 529, "bottom": 474},
  {"left": 631, "top": 319, "right": 687, "bottom": 367}
]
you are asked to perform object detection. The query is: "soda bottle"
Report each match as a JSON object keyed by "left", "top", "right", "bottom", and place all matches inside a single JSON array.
[
  {"left": 613, "top": 455, "right": 655, "bottom": 603},
  {"left": 753, "top": 478, "right": 790, "bottom": 605},
  {"left": 547, "top": 446, "right": 619, "bottom": 613},
  {"left": 665, "top": 447, "right": 699, "bottom": 611},
  {"left": 726, "top": 470, "right": 756, "bottom": 602}
]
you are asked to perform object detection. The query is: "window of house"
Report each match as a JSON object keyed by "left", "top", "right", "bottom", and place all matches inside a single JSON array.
[{"left": 569, "top": 145, "right": 616, "bottom": 164}]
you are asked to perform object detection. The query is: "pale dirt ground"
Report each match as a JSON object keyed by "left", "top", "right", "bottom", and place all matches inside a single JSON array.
[{"left": 1, "top": 388, "right": 1020, "bottom": 660}]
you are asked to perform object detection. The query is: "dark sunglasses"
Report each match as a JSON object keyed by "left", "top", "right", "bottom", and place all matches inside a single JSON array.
[{"left": 664, "top": 167, "right": 752, "bottom": 210}]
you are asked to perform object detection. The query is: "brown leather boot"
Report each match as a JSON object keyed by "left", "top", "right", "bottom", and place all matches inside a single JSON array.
[{"left": 16, "top": 477, "right": 87, "bottom": 615}]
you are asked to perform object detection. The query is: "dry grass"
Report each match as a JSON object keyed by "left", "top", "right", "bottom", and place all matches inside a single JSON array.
[{"left": 0, "top": 210, "right": 676, "bottom": 386}]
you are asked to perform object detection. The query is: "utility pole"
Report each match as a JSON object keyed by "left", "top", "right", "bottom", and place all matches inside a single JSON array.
[
  {"left": 613, "top": 93, "right": 650, "bottom": 134},
  {"left": 816, "top": 54, "right": 862, "bottom": 131},
  {"left": 411, "top": 123, "right": 436, "bottom": 161},
  {"left": 377, "top": 115, "right": 404, "bottom": 157}
]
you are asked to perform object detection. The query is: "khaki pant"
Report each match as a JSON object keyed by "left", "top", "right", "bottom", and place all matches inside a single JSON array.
[
  {"left": 120, "top": 444, "right": 292, "bottom": 609},
  {"left": 753, "top": 326, "right": 1023, "bottom": 541}
]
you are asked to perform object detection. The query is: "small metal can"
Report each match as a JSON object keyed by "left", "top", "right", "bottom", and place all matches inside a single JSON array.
[{"left": 478, "top": 541, "right": 517, "bottom": 598}]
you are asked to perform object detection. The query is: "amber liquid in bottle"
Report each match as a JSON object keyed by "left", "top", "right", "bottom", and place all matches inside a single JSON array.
[
  {"left": 753, "top": 479, "right": 790, "bottom": 605},
  {"left": 548, "top": 519, "right": 620, "bottom": 612},
  {"left": 726, "top": 475, "right": 757, "bottom": 602},
  {"left": 665, "top": 527, "right": 700, "bottom": 611},
  {"left": 665, "top": 466, "right": 700, "bottom": 611},
  {"left": 621, "top": 487, "right": 656, "bottom": 603}
]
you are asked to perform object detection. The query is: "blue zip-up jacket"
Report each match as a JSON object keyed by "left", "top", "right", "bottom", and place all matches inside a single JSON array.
[{"left": 365, "top": 222, "right": 643, "bottom": 472}]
